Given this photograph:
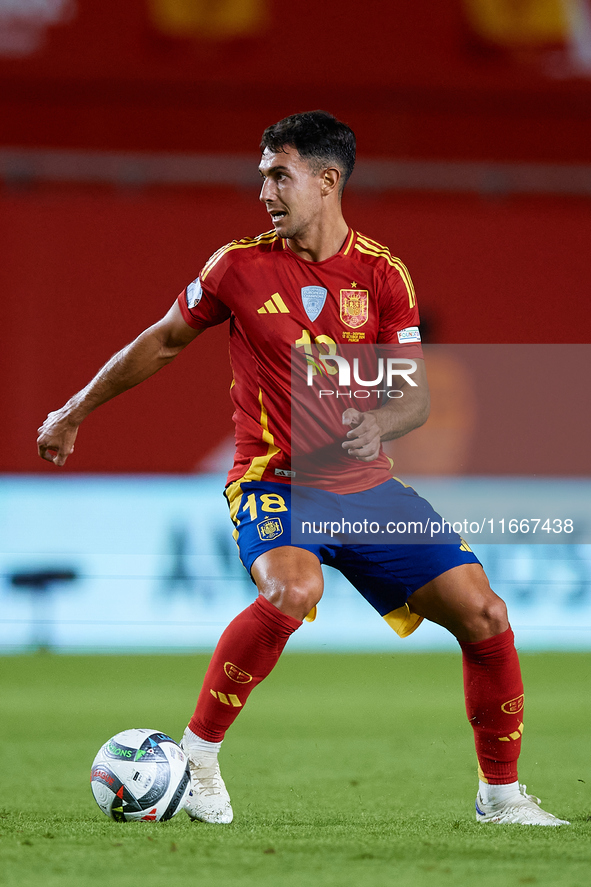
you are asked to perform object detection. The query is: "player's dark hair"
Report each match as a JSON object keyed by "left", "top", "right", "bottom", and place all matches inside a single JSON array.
[{"left": 260, "top": 110, "right": 356, "bottom": 193}]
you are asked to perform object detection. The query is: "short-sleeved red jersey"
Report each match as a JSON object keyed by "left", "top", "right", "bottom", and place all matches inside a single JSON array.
[{"left": 177, "top": 228, "right": 422, "bottom": 493}]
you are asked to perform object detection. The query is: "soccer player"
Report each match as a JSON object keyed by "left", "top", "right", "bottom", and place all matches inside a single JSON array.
[{"left": 37, "top": 111, "right": 568, "bottom": 826}]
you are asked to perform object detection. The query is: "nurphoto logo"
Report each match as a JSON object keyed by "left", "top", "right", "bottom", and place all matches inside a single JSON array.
[{"left": 306, "top": 354, "right": 418, "bottom": 399}]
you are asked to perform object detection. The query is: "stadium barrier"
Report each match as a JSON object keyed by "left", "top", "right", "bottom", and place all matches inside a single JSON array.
[{"left": 1, "top": 475, "right": 590, "bottom": 653}]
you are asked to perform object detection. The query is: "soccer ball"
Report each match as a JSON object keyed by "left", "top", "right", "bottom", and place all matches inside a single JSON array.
[{"left": 90, "top": 728, "right": 191, "bottom": 822}]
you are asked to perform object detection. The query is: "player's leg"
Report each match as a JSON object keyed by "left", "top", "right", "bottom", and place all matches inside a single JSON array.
[
  {"left": 407, "top": 564, "right": 568, "bottom": 825},
  {"left": 182, "top": 545, "right": 323, "bottom": 823},
  {"left": 407, "top": 564, "right": 520, "bottom": 783},
  {"left": 188, "top": 545, "right": 323, "bottom": 744},
  {"left": 328, "top": 480, "right": 568, "bottom": 825},
  {"left": 182, "top": 480, "right": 324, "bottom": 824}
]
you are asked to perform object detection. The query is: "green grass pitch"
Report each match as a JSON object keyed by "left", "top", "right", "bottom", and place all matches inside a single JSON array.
[{"left": 0, "top": 651, "right": 590, "bottom": 887}]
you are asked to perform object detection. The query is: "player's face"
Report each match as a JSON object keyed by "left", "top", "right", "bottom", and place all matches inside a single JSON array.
[{"left": 258, "top": 146, "right": 325, "bottom": 240}]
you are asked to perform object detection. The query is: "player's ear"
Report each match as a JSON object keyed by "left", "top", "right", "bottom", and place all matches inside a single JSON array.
[{"left": 321, "top": 166, "right": 341, "bottom": 197}]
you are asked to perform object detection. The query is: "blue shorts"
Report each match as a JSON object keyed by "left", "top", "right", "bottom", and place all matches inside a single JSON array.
[{"left": 224, "top": 478, "right": 480, "bottom": 629}]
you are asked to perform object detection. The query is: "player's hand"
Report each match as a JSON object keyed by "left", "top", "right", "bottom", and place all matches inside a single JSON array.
[
  {"left": 341, "top": 408, "right": 382, "bottom": 462},
  {"left": 37, "top": 408, "right": 80, "bottom": 467}
]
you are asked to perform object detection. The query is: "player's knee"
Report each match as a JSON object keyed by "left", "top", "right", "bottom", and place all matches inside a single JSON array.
[
  {"left": 262, "top": 580, "right": 322, "bottom": 621},
  {"left": 462, "top": 590, "right": 509, "bottom": 641},
  {"left": 479, "top": 592, "right": 508, "bottom": 633}
]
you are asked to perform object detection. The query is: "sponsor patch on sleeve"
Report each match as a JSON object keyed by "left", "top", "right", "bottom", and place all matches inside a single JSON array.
[
  {"left": 185, "top": 277, "right": 203, "bottom": 310},
  {"left": 397, "top": 326, "right": 421, "bottom": 343}
]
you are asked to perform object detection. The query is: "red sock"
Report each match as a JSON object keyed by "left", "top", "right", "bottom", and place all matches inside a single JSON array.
[
  {"left": 189, "top": 594, "right": 302, "bottom": 742},
  {"left": 460, "top": 627, "right": 524, "bottom": 784}
]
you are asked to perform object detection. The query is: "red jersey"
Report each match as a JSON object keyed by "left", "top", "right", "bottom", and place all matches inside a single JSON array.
[{"left": 177, "top": 228, "right": 422, "bottom": 493}]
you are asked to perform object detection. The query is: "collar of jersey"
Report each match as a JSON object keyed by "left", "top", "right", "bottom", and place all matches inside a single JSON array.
[{"left": 281, "top": 228, "right": 356, "bottom": 265}]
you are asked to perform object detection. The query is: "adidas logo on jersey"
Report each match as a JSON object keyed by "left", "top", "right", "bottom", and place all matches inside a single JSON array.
[{"left": 257, "top": 292, "right": 290, "bottom": 314}]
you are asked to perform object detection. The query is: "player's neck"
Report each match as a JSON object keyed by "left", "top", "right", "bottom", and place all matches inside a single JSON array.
[{"left": 286, "top": 215, "right": 349, "bottom": 263}]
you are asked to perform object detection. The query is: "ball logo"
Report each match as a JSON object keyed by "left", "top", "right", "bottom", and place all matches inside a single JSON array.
[
  {"left": 107, "top": 741, "right": 134, "bottom": 758},
  {"left": 91, "top": 766, "right": 114, "bottom": 786},
  {"left": 224, "top": 662, "right": 253, "bottom": 684},
  {"left": 501, "top": 694, "right": 524, "bottom": 714}
]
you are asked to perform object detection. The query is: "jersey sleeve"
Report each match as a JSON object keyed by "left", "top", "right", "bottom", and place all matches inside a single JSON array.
[
  {"left": 376, "top": 260, "right": 422, "bottom": 350},
  {"left": 177, "top": 248, "right": 233, "bottom": 330}
]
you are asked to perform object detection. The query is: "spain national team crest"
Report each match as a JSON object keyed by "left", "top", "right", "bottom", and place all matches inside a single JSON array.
[
  {"left": 257, "top": 516, "right": 283, "bottom": 541},
  {"left": 301, "top": 286, "right": 327, "bottom": 322},
  {"left": 340, "top": 289, "right": 369, "bottom": 328}
]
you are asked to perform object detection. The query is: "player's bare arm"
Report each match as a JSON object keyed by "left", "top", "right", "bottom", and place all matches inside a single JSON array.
[
  {"left": 37, "top": 301, "right": 202, "bottom": 466},
  {"left": 341, "top": 358, "right": 429, "bottom": 462}
]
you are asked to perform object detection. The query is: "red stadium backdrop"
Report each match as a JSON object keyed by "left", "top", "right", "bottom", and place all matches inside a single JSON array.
[
  {"left": 1, "top": 0, "right": 590, "bottom": 473},
  {"left": 2, "top": 0, "right": 591, "bottom": 163}
]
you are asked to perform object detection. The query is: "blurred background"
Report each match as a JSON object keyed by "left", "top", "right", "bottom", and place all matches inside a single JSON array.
[{"left": 1, "top": 0, "right": 591, "bottom": 652}]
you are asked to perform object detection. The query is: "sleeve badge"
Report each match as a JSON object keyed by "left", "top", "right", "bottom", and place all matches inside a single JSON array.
[
  {"left": 186, "top": 277, "right": 203, "bottom": 310},
  {"left": 397, "top": 326, "right": 421, "bottom": 343}
]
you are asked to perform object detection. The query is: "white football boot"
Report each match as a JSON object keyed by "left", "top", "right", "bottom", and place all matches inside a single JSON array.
[
  {"left": 180, "top": 729, "right": 233, "bottom": 824},
  {"left": 475, "top": 784, "right": 569, "bottom": 825}
]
